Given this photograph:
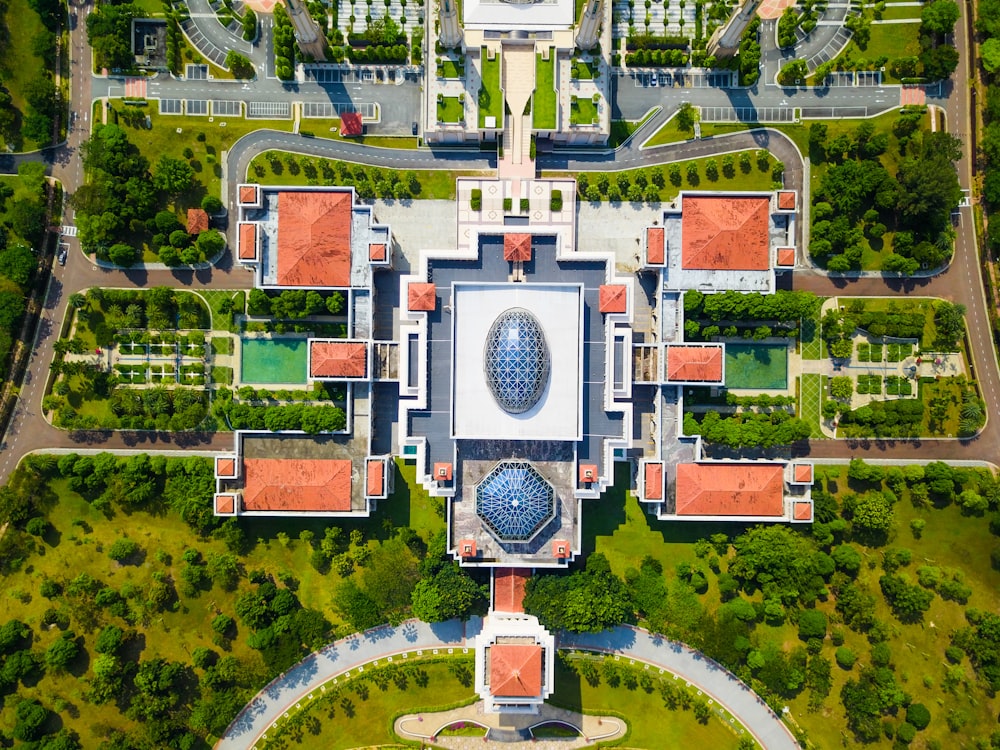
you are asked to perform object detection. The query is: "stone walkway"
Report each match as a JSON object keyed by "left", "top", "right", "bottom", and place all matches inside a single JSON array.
[{"left": 395, "top": 701, "right": 626, "bottom": 748}]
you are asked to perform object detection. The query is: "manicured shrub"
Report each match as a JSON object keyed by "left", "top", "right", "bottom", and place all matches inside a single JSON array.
[
  {"left": 906, "top": 703, "right": 931, "bottom": 730},
  {"left": 835, "top": 646, "right": 856, "bottom": 669}
]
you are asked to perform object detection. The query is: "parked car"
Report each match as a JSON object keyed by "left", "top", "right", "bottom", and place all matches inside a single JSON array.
[{"left": 57, "top": 248, "right": 67, "bottom": 266}]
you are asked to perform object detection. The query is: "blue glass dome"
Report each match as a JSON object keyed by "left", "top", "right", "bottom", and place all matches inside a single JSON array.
[
  {"left": 483, "top": 308, "right": 550, "bottom": 414},
  {"left": 476, "top": 461, "right": 555, "bottom": 542}
]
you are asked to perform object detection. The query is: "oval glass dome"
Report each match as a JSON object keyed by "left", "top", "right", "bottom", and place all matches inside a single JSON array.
[{"left": 483, "top": 308, "right": 550, "bottom": 414}]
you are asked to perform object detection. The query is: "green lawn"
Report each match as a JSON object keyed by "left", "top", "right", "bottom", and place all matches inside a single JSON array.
[
  {"left": 533, "top": 50, "right": 557, "bottom": 130},
  {"left": 570, "top": 95, "right": 599, "bottom": 126},
  {"left": 478, "top": 48, "right": 503, "bottom": 127},
  {"left": 878, "top": 5, "right": 923, "bottom": 20},
  {"left": 437, "top": 58, "right": 464, "bottom": 79},
  {"left": 800, "top": 313, "right": 824, "bottom": 360},
  {"left": 248, "top": 151, "right": 487, "bottom": 201},
  {"left": 201, "top": 289, "right": 247, "bottom": 333},
  {"left": 827, "top": 21, "right": 922, "bottom": 83},
  {"left": 609, "top": 108, "right": 657, "bottom": 147},
  {"left": 0, "top": 0, "right": 56, "bottom": 151},
  {"left": 570, "top": 57, "right": 596, "bottom": 80},
  {"left": 844, "top": 297, "right": 938, "bottom": 349},
  {"left": 437, "top": 96, "right": 465, "bottom": 124},
  {"left": 645, "top": 119, "right": 752, "bottom": 148}
]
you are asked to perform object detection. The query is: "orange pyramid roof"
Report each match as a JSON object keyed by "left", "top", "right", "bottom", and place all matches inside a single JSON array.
[
  {"left": 644, "top": 463, "right": 663, "bottom": 500},
  {"left": 675, "top": 463, "right": 785, "bottom": 516},
  {"left": 682, "top": 196, "right": 770, "bottom": 271},
  {"left": 552, "top": 540, "right": 570, "bottom": 558},
  {"left": 187, "top": 208, "right": 209, "bottom": 234},
  {"left": 599, "top": 285, "right": 628, "bottom": 314},
  {"left": 369, "top": 243, "right": 386, "bottom": 261},
  {"left": 794, "top": 464, "right": 813, "bottom": 483},
  {"left": 239, "top": 223, "right": 258, "bottom": 260},
  {"left": 490, "top": 644, "right": 542, "bottom": 697},
  {"left": 366, "top": 459, "right": 384, "bottom": 496},
  {"left": 579, "top": 464, "right": 598, "bottom": 483},
  {"left": 459, "top": 539, "right": 477, "bottom": 557},
  {"left": 214, "top": 493, "right": 235, "bottom": 514},
  {"left": 666, "top": 346, "right": 724, "bottom": 382},
  {"left": 276, "top": 191, "right": 352, "bottom": 287},
  {"left": 646, "top": 227, "right": 664, "bottom": 264},
  {"left": 504, "top": 233, "right": 532, "bottom": 262},
  {"left": 794, "top": 501, "right": 813, "bottom": 521},
  {"left": 340, "top": 111, "right": 363, "bottom": 137},
  {"left": 310, "top": 341, "right": 367, "bottom": 378},
  {"left": 494, "top": 568, "right": 529, "bottom": 613},
  {"left": 216, "top": 457, "right": 236, "bottom": 478},
  {"left": 778, "top": 190, "right": 797, "bottom": 210},
  {"left": 408, "top": 283, "right": 437, "bottom": 311},
  {"left": 242, "top": 458, "right": 352, "bottom": 512},
  {"left": 240, "top": 184, "right": 260, "bottom": 204},
  {"left": 776, "top": 247, "right": 795, "bottom": 267}
]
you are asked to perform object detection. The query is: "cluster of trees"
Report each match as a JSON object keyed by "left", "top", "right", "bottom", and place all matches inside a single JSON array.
[
  {"left": 0, "top": 0, "right": 62, "bottom": 148},
  {"left": 576, "top": 168, "right": 664, "bottom": 204},
  {"left": 81, "top": 287, "right": 208, "bottom": 335},
  {"left": 255, "top": 152, "right": 424, "bottom": 200},
  {"left": 333, "top": 530, "right": 486, "bottom": 630},
  {"left": 684, "top": 289, "right": 820, "bottom": 323},
  {"left": 214, "top": 389, "right": 347, "bottom": 433},
  {"left": 683, "top": 409, "right": 812, "bottom": 448},
  {"left": 248, "top": 288, "right": 345, "bottom": 318},
  {"left": 86, "top": 2, "right": 139, "bottom": 71},
  {"left": 979, "top": 0, "right": 1000, "bottom": 237},
  {"left": 0, "top": 164, "right": 46, "bottom": 386},
  {"left": 623, "top": 48, "right": 688, "bottom": 67},
  {"left": 19, "top": 70, "right": 61, "bottom": 146},
  {"left": 738, "top": 17, "right": 762, "bottom": 85},
  {"left": 524, "top": 553, "right": 633, "bottom": 633},
  {"left": 833, "top": 393, "right": 926, "bottom": 437},
  {"left": 273, "top": 4, "right": 296, "bottom": 80},
  {"left": 808, "top": 117, "right": 961, "bottom": 273}
]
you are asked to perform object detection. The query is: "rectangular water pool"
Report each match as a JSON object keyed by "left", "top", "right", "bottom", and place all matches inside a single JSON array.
[
  {"left": 240, "top": 338, "right": 308, "bottom": 385},
  {"left": 724, "top": 343, "right": 788, "bottom": 390}
]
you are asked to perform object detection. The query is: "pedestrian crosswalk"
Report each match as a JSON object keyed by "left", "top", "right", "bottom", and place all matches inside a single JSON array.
[
  {"left": 125, "top": 77, "right": 147, "bottom": 99},
  {"left": 61, "top": 225, "right": 77, "bottom": 237}
]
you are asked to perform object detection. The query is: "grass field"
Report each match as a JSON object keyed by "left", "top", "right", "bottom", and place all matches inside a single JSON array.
[
  {"left": 0, "top": 0, "right": 55, "bottom": 150},
  {"left": 724, "top": 343, "right": 788, "bottom": 390},
  {"left": 437, "top": 96, "right": 465, "bottom": 124},
  {"left": 478, "top": 48, "right": 503, "bottom": 127},
  {"left": 437, "top": 58, "right": 464, "bottom": 79},
  {"left": 533, "top": 50, "right": 557, "bottom": 130},
  {"left": 832, "top": 21, "right": 922, "bottom": 82},
  {"left": 570, "top": 95, "right": 599, "bottom": 126},
  {"left": 608, "top": 108, "right": 657, "bottom": 147},
  {"left": 645, "top": 118, "right": 754, "bottom": 148}
]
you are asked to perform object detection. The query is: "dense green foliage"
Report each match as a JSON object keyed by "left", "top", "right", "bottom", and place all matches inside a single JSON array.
[
  {"left": 684, "top": 289, "right": 820, "bottom": 323},
  {"left": 248, "top": 288, "right": 345, "bottom": 319},
  {"left": 683, "top": 410, "right": 812, "bottom": 448},
  {"left": 86, "top": 3, "right": 139, "bottom": 71},
  {"left": 524, "top": 553, "right": 633, "bottom": 633}
]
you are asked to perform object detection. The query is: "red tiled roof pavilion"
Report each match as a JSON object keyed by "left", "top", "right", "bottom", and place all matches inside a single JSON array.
[
  {"left": 366, "top": 459, "right": 384, "bottom": 496},
  {"left": 494, "top": 568, "right": 529, "bottom": 613},
  {"left": 242, "top": 458, "right": 353, "bottom": 512},
  {"left": 646, "top": 227, "right": 664, "bottom": 264},
  {"left": 239, "top": 223, "right": 258, "bottom": 260},
  {"left": 599, "top": 285, "right": 628, "bottom": 314},
  {"left": 504, "top": 233, "right": 532, "bottom": 262},
  {"left": 490, "top": 644, "right": 542, "bottom": 698},
  {"left": 682, "top": 196, "right": 770, "bottom": 271},
  {"left": 666, "top": 346, "right": 724, "bottom": 383},
  {"left": 644, "top": 463, "right": 663, "bottom": 500},
  {"left": 276, "top": 191, "right": 353, "bottom": 287},
  {"left": 310, "top": 341, "right": 367, "bottom": 379},
  {"left": 675, "top": 463, "right": 785, "bottom": 517},
  {"left": 340, "top": 112, "right": 363, "bottom": 137},
  {"left": 408, "top": 283, "right": 437, "bottom": 311},
  {"left": 187, "top": 208, "right": 209, "bottom": 235}
]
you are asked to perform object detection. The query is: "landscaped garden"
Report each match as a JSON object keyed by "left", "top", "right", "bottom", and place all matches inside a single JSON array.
[
  {"left": 436, "top": 94, "right": 465, "bottom": 123},
  {"left": 570, "top": 93, "right": 600, "bottom": 126}
]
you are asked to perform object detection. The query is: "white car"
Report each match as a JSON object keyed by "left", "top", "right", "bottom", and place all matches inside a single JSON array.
[{"left": 649, "top": 74, "right": 658, "bottom": 87}]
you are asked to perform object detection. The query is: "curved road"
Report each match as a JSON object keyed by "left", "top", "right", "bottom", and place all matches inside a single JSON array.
[{"left": 215, "top": 619, "right": 799, "bottom": 750}]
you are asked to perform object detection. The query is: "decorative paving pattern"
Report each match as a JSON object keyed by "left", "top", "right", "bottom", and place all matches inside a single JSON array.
[
  {"left": 758, "top": 0, "right": 796, "bottom": 19},
  {"left": 124, "top": 77, "right": 147, "bottom": 98}
]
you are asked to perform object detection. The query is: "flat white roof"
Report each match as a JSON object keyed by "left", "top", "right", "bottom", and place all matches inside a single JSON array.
[
  {"left": 463, "top": 0, "right": 574, "bottom": 30},
  {"left": 452, "top": 283, "right": 582, "bottom": 441}
]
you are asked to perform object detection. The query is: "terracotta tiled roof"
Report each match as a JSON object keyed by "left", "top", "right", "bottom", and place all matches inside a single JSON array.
[
  {"left": 408, "top": 283, "right": 437, "bottom": 312},
  {"left": 242, "top": 458, "right": 353, "bottom": 512},
  {"left": 340, "top": 112, "right": 363, "bottom": 137},
  {"left": 794, "top": 464, "right": 813, "bottom": 483},
  {"left": 494, "top": 568, "right": 529, "bottom": 613},
  {"left": 644, "top": 463, "right": 663, "bottom": 500},
  {"left": 187, "top": 208, "right": 209, "bottom": 235},
  {"left": 433, "top": 462, "right": 453, "bottom": 481},
  {"left": 216, "top": 457, "right": 236, "bottom": 478},
  {"left": 276, "top": 191, "right": 352, "bottom": 287},
  {"left": 675, "top": 463, "right": 785, "bottom": 516},
  {"left": 504, "top": 233, "right": 532, "bottom": 262},
  {"left": 239, "top": 223, "right": 258, "bottom": 260},
  {"left": 599, "top": 284, "right": 628, "bottom": 314},
  {"left": 579, "top": 464, "right": 598, "bottom": 483},
  {"left": 666, "top": 346, "right": 724, "bottom": 382},
  {"left": 794, "top": 501, "right": 813, "bottom": 521},
  {"left": 310, "top": 341, "right": 367, "bottom": 379},
  {"left": 366, "top": 459, "right": 384, "bottom": 496},
  {"left": 215, "top": 493, "right": 235, "bottom": 514},
  {"left": 778, "top": 191, "right": 797, "bottom": 210},
  {"left": 646, "top": 227, "right": 664, "bottom": 265},
  {"left": 776, "top": 247, "right": 796, "bottom": 267},
  {"left": 459, "top": 539, "right": 477, "bottom": 557},
  {"left": 490, "top": 644, "right": 542, "bottom": 698},
  {"left": 682, "top": 196, "right": 770, "bottom": 271},
  {"left": 552, "top": 540, "right": 570, "bottom": 558},
  {"left": 369, "top": 243, "right": 386, "bottom": 261},
  {"left": 240, "top": 184, "right": 259, "bottom": 204}
]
